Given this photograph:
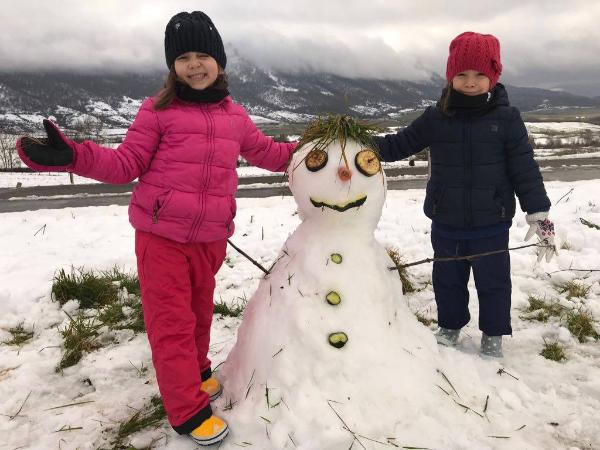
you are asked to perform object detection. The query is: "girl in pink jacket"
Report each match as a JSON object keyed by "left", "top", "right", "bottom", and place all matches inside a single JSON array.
[{"left": 17, "top": 11, "right": 295, "bottom": 446}]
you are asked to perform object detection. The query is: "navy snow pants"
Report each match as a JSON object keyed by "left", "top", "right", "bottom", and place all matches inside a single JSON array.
[{"left": 431, "top": 230, "right": 512, "bottom": 336}]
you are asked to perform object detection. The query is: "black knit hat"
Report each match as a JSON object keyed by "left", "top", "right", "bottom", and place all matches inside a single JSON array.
[{"left": 164, "top": 11, "right": 227, "bottom": 69}]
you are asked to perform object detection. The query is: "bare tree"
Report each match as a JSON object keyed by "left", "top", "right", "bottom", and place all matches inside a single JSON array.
[
  {"left": 69, "top": 116, "right": 105, "bottom": 143},
  {"left": 0, "top": 126, "right": 19, "bottom": 170}
]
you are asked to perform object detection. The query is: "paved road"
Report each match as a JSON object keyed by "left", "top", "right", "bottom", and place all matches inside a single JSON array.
[{"left": 1, "top": 157, "right": 599, "bottom": 213}]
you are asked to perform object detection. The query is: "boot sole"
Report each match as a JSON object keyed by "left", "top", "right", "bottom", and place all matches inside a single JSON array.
[
  {"left": 190, "top": 425, "right": 229, "bottom": 446},
  {"left": 435, "top": 335, "right": 459, "bottom": 347}
]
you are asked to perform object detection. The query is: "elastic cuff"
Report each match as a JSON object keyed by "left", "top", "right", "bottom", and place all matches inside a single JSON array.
[
  {"left": 201, "top": 367, "right": 212, "bottom": 382},
  {"left": 526, "top": 211, "right": 548, "bottom": 224},
  {"left": 172, "top": 403, "right": 213, "bottom": 435}
]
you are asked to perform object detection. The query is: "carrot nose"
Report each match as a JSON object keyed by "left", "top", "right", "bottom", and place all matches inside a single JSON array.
[{"left": 337, "top": 166, "right": 352, "bottom": 181}]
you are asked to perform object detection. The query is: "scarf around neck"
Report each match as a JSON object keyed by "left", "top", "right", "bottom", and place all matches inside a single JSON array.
[
  {"left": 175, "top": 82, "right": 230, "bottom": 104},
  {"left": 448, "top": 88, "right": 490, "bottom": 109}
]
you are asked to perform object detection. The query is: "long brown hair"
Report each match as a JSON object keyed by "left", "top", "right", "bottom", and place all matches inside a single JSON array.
[
  {"left": 154, "top": 65, "right": 229, "bottom": 110},
  {"left": 439, "top": 81, "right": 453, "bottom": 116}
]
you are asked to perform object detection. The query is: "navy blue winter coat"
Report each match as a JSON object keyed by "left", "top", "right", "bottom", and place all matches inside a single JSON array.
[{"left": 375, "top": 84, "right": 551, "bottom": 228}]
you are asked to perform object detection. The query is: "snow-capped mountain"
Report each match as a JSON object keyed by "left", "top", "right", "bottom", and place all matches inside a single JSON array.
[{"left": 1, "top": 52, "right": 599, "bottom": 133}]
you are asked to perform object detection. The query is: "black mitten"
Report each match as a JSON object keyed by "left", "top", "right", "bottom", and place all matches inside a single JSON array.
[{"left": 20, "top": 119, "right": 74, "bottom": 166}]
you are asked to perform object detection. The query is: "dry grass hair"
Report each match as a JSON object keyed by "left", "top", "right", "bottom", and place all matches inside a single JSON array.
[{"left": 293, "top": 115, "right": 382, "bottom": 173}]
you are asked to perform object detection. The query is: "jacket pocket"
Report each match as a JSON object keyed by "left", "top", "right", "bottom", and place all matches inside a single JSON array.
[
  {"left": 152, "top": 190, "right": 174, "bottom": 224},
  {"left": 472, "top": 186, "right": 504, "bottom": 217},
  {"left": 226, "top": 197, "right": 236, "bottom": 232},
  {"left": 432, "top": 186, "right": 446, "bottom": 215}
]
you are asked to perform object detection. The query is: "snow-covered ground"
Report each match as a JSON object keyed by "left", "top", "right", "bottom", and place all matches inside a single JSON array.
[{"left": 1, "top": 180, "right": 599, "bottom": 449}]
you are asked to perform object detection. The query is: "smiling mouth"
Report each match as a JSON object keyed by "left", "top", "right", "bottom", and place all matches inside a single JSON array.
[{"left": 310, "top": 195, "right": 367, "bottom": 212}]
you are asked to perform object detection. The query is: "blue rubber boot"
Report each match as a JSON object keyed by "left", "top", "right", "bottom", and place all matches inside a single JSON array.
[
  {"left": 434, "top": 327, "right": 460, "bottom": 346},
  {"left": 481, "top": 333, "right": 503, "bottom": 358}
]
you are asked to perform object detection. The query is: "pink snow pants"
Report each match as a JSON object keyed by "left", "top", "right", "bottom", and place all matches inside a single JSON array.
[{"left": 135, "top": 230, "right": 227, "bottom": 432}]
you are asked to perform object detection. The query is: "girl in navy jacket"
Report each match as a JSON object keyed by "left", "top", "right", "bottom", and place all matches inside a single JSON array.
[{"left": 375, "top": 32, "right": 557, "bottom": 357}]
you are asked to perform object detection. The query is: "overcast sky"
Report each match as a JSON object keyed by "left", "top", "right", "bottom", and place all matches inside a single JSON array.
[{"left": 2, "top": 0, "right": 599, "bottom": 96}]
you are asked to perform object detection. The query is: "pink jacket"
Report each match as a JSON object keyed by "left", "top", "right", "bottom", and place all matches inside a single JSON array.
[{"left": 19, "top": 96, "right": 296, "bottom": 243}]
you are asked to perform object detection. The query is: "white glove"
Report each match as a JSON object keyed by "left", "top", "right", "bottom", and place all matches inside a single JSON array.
[{"left": 525, "top": 211, "right": 557, "bottom": 263}]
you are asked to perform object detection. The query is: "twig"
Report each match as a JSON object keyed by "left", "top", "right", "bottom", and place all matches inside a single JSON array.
[
  {"left": 436, "top": 369, "right": 460, "bottom": 398},
  {"left": 497, "top": 368, "right": 519, "bottom": 380},
  {"left": 555, "top": 188, "right": 574, "bottom": 205},
  {"left": 265, "top": 382, "right": 270, "bottom": 409},
  {"left": 45, "top": 400, "right": 94, "bottom": 411},
  {"left": 38, "top": 345, "right": 61, "bottom": 353},
  {"left": 389, "top": 243, "right": 545, "bottom": 270},
  {"left": 245, "top": 369, "right": 255, "bottom": 399},
  {"left": 546, "top": 268, "right": 600, "bottom": 274},
  {"left": 356, "top": 433, "right": 391, "bottom": 446},
  {"left": 227, "top": 239, "right": 269, "bottom": 274},
  {"left": 580, "top": 217, "right": 600, "bottom": 230},
  {"left": 452, "top": 399, "right": 484, "bottom": 418},
  {"left": 54, "top": 425, "right": 83, "bottom": 432},
  {"left": 435, "top": 384, "right": 450, "bottom": 396},
  {"left": 288, "top": 433, "right": 297, "bottom": 447},
  {"left": 483, "top": 395, "right": 489, "bottom": 413},
  {"left": 34, "top": 224, "right": 47, "bottom": 236},
  {"left": 327, "top": 400, "right": 367, "bottom": 450},
  {"left": 9, "top": 391, "right": 32, "bottom": 420}
]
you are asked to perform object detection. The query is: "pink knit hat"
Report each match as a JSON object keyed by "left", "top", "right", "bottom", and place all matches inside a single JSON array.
[{"left": 446, "top": 32, "right": 503, "bottom": 88}]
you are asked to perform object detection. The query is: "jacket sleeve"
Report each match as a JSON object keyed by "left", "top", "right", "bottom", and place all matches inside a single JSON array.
[
  {"left": 239, "top": 113, "right": 296, "bottom": 172},
  {"left": 505, "top": 108, "right": 551, "bottom": 213},
  {"left": 374, "top": 108, "right": 431, "bottom": 162},
  {"left": 69, "top": 99, "right": 161, "bottom": 184}
]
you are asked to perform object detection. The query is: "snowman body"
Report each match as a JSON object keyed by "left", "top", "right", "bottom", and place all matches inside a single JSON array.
[{"left": 219, "top": 139, "right": 439, "bottom": 448}]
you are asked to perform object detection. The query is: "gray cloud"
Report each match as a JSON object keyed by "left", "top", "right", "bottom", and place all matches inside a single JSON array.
[{"left": 1, "top": 0, "right": 599, "bottom": 95}]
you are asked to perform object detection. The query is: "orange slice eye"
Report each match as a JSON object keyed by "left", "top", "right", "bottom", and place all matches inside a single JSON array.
[
  {"left": 355, "top": 149, "right": 381, "bottom": 176},
  {"left": 305, "top": 149, "right": 328, "bottom": 172}
]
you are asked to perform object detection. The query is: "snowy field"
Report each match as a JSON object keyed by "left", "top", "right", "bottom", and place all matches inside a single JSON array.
[{"left": 1, "top": 179, "right": 599, "bottom": 449}]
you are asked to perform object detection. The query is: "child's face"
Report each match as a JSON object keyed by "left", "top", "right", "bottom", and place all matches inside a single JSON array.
[
  {"left": 451, "top": 70, "right": 491, "bottom": 96},
  {"left": 174, "top": 52, "right": 220, "bottom": 90}
]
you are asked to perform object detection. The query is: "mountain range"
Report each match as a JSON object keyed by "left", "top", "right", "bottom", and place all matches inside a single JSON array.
[{"left": 1, "top": 52, "right": 599, "bottom": 133}]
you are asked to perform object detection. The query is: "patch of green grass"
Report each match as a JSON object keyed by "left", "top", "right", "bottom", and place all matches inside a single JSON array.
[
  {"left": 387, "top": 247, "right": 415, "bottom": 294},
  {"left": 52, "top": 267, "right": 119, "bottom": 309},
  {"left": 414, "top": 312, "right": 437, "bottom": 327},
  {"left": 52, "top": 266, "right": 140, "bottom": 309},
  {"left": 540, "top": 340, "right": 567, "bottom": 362},
  {"left": 98, "top": 302, "right": 128, "bottom": 327},
  {"left": 56, "top": 312, "right": 101, "bottom": 371},
  {"left": 113, "top": 396, "right": 166, "bottom": 447},
  {"left": 522, "top": 295, "right": 565, "bottom": 322},
  {"left": 98, "top": 297, "right": 145, "bottom": 333},
  {"left": 2, "top": 322, "right": 34, "bottom": 346},
  {"left": 214, "top": 299, "right": 246, "bottom": 317},
  {"left": 101, "top": 266, "right": 141, "bottom": 297},
  {"left": 555, "top": 280, "right": 591, "bottom": 300},
  {"left": 565, "top": 309, "right": 599, "bottom": 343}
]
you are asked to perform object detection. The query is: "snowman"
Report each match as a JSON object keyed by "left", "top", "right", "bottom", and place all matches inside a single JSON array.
[
  {"left": 216, "top": 117, "right": 558, "bottom": 450},
  {"left": 217, "top": 116, "right": 441, "bottom": 448}
]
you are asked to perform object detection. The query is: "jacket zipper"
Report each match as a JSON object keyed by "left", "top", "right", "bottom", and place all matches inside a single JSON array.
[
  {"left": 188, "top": 108, "right": 216, "bottom": 241},
  {"left": 464, "top": 117, "right": 473, "bottom": 226}
]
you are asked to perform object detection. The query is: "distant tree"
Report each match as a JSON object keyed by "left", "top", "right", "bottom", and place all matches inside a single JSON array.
[
  {"left": 0, "top": 126, "right": 19, "bottom": 170},
  {"left": 70, "top": 116, "right": 105, "bottom": 143}
]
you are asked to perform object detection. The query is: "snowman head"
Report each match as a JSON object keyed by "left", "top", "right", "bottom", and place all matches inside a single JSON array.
[{"left": 288, "top": 116, "right": 386, "bottom": 231}]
